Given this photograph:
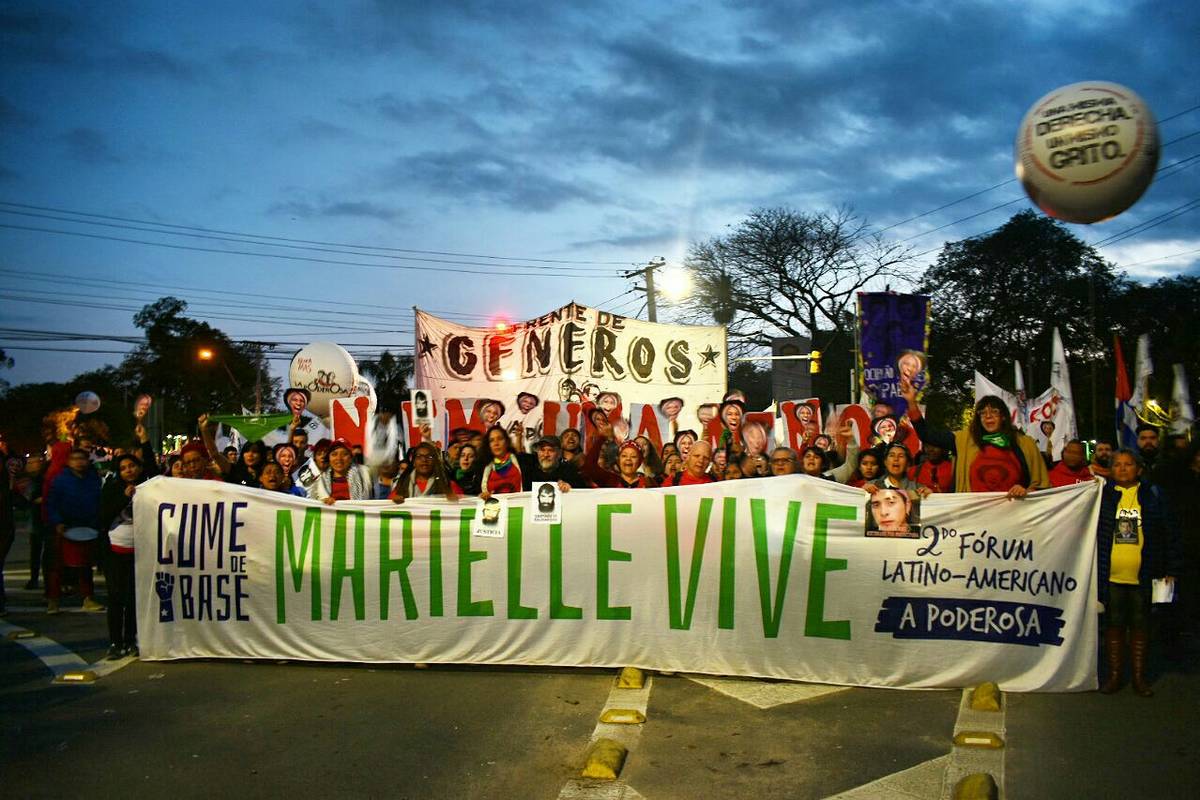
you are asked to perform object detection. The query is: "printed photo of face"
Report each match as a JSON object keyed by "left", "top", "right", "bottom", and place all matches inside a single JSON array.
[
  {"left": 537, "top": 484, "right": 556, "bottom": 512},
  {"left": 597, "top": 392, "right": 620, "bottom": 413},
  {"left": 873, "top": 416, "right": 898, "bottom": 444},
  {"left": 659, "top": 398, "right": 683, "bottom": 419},
  {"left": 134, "top": 394, "right": 152, "bottom": 419},
  {"left": 897, "top": 351, "right": 925, "bottom": 384},
  {"left": 1040, "top": 420, "right": 1056, "bottom": 437},
  {"left": 482, "top": 497, "right": 502, "bottom": 525},
  {"left": 517, "top": 393, "right": 539, "bottom": 414},
  {"left": 869, "top": 488, "right": 912, "bottom": 534},
  {"left": 813, "top": 434, "right": 832, "bottom": 452},
  {"left": 872, "top": 402, "right": 894, "bottom": 419},
  {"left": 741, "top": 421, "right": 769, "bottom": 456},
  {"left": 287, "top": 390, "right": 308, "bottom": 415},
  {"left": 675, "top": 431, "right": 696, "bottom": 458},
  {"left": 720, "top": 403, "right": 743, "bottom": 432},
  {"left": 414, "top": 392, "right": 429, "bottom": 418},
  {"left": 480, "top": 401, "right": 503, "bottom": 426},
  {"left": 697, "top": 404, "right": 718, "bottom": 425},
  {"left": 794, "top": 403, "right": 815, "bottom": 425}
]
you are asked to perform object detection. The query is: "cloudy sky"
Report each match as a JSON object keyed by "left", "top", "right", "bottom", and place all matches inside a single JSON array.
[{"left": 2, "top": 0, "right": 1197, "bottom": 387}]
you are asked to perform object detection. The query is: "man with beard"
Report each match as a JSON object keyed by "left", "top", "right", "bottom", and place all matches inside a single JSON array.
[
  {"left": 515, "top": 434, "right": 587, "bottom": 491},
  {"left": 1091, "top": 438, "right": 1115, "bottom": 480}
]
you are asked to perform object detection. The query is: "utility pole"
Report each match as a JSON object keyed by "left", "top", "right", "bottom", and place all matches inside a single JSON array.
[
  {"left": 644, "top": 261, "right": 658, "bottom": 323},
  {"left": 626, "top": 256, "right": 665, "bottom": 322}
]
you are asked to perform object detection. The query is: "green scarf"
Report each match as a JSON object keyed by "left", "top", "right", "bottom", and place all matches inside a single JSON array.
[{"left": 981, "top": 432, "right": 1011, "bottom": 448}]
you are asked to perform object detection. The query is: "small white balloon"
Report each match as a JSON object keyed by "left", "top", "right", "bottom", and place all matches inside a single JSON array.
[
  {"left": 288, "top": 342, "right": 358, "bottom": 416},
  {"left": 75, "top": 391, "right": 101, "bottom": 414},
  {"left": 1015, "top": 81, "right": 1159, "bottom": 224}
]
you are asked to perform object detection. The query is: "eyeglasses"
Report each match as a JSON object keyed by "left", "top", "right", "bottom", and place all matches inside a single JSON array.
[{"left": 770, "top": 458, "right": 794, "bottom": 464}]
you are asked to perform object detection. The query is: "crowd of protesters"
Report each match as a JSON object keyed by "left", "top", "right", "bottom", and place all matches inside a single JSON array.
[{"left": 1, "top": 379, "right": 1196, "bottom": 695}]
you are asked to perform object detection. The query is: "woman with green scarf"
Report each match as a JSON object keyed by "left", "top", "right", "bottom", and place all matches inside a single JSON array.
[
  {"left": 899, "top": 380, "right": 1048, "bottom": 495},
  {"left": 450, "top": 443, "right": 481, "bottom": 496}
]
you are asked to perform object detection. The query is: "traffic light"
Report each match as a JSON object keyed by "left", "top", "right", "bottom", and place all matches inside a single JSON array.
[{"left": 809, "top": 350, "right": 822, "bottom": 374}]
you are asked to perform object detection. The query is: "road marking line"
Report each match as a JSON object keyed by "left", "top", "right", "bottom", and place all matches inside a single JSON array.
[
  {"left": 685, "top": 674, "right": 849, "bottom": 708},
  {"left": 824, "top": 755, "right": 950, "bottom": 799},
  {"left": 557, "top": 671, "right": 654, "bottom": 799},
  {"left": 3, "top": 604, "right": 93, "bottom": 614},
  {"left": 0, "top": 620, "right": 137, "bottom": 683},
  {"left": 825, "top": 686, "right": 1007, "bottom": 800}
]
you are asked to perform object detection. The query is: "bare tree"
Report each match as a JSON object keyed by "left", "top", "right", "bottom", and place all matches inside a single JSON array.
[{"left": 679, "top": 207, "right": 916, "bottom": 355}]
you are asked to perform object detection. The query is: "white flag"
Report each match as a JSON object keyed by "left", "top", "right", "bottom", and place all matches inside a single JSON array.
[
  {"left": 1131, "top": 334, "right": 1153, "bottom": 409},
  {"left": 1047, "top": 328, "right": 1078, "bottom": 457},
  {"left": 1171, "top": 363, "right": 1195, "bottom": 435}
]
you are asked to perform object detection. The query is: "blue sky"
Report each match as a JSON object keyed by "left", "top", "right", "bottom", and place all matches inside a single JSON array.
[{"left": 2, "top": 0, "right": 1197, "bottom": 387}]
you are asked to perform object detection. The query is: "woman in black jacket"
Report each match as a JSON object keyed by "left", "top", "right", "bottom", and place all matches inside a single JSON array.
[{"left": 97, "top": 424, "right": 158, "bottom": 659}]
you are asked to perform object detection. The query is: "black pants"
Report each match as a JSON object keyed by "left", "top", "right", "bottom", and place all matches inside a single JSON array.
[
  {"left": 105, "top": 550, "right": 137, "bottom": 647},
  {"left": 29, "top": 520, "right": 49, "bottom": 584}
]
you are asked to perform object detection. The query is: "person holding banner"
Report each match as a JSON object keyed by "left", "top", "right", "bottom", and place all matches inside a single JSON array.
[
  {"left": 848, "top": 448, "right": 882, "bottom": 488},
  {"left": 309, "top": 439, "right": 373, "bottom": 504},
  {"left": 97, "top": 425, "right": 158, "bottom": 658},
  {"left": 900, "top": 380, "right": 1047, "bottom": 496},
  {"left": 1049, "top": 440, "right": 1095, "bottom": 487},
  {"left": 259, "top": 462, "right": 306, "bottom": 497},
  {"left": 769, "top": 447, "right": 798, "bottom": 476},
  {"left": 661, "top": 440, "right": 715, "bottom": 486},
  {"left": 390, "top": 442, "right": 460, "bottom": 503},
  {"left": 514, "top": 433, "right": 586, "bottom": 492},
  {"left": 798, "top": 423, "right": 859, "bottom": 483},
  {"left": 1097, "top": 450, "right": 1181, "bottom": 696},
  {"left": 583, "top": 415, "right": 656, "bottom": 489},
  {"left": 865, "top": 442, "right": 930, "bottom": 501}
]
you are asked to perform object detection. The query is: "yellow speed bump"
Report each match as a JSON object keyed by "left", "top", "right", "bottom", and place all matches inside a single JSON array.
[
  {"left": 953, "top": 772, "right": 999, "bottom": 800},
  {"left": 599, "top": 708, "right": 646, "bottom": 724},
  {"left": 54, "top": 670, "right": 99, "bottom": 685},
  {"left": 581, "top": 738, "right": 628, "bottom": 780},
  {"left": 953, "top": 731, "right": 1005, "bottom": 749},
  {"left": 616, "top": 666, "right": 644, "bottom": 689},
  {"left": 7, "top": 630, "right": 38, "bottom": 640},
  {"left": 970, "top": 681, "right": 1001, "bottom": 712}
]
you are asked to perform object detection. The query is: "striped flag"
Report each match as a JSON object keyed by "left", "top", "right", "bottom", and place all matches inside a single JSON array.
[{"left": 1113, "top": 336, "right": 1138, "bottom": 449}]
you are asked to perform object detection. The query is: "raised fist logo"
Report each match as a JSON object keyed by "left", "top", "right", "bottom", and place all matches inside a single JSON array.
[{"left": 155, "top": 572, "right": 175, "bottom": 623}]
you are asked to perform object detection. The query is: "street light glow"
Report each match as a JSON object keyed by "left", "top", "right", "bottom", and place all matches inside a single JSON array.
[
  {"left": 659, "top": 265, "right": 692, "bottom": 302},
  {"left": 197, "top": 347, "right": 215, "bottom": 361}
]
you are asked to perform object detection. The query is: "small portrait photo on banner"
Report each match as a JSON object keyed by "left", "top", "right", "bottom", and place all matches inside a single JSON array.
[
  {"left": 474, "top": 496, "right": 505, "bottom": 537},
  {"left": 530, "top": 481, "right": 562, "bottom": 525},
  {"left": 865, "top": 487, "right": 921, "bottom": 539}
]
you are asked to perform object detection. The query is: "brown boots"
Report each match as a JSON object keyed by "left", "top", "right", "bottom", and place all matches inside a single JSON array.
[
  {"left": 1100, "top": 627, "right": 1124, "bottom": 694},
  {"left": 1100, "top": 627, "right": 1154, "bottom": 697},
  {"left": 1130, "top": 630, "right": 1154, "bottom": 697}
]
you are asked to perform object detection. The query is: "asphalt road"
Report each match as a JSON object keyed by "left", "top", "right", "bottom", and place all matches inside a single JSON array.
[{"left": 4, "top": 525, "right": 1198, "bottom": 799}]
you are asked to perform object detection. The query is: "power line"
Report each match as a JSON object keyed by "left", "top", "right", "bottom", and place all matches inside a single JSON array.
[
  {"left": 0, "top": 200, "right": 636, "bottom": 266},
  {"left": 0, "top": 222, "right": 629, "bottom": 278}
]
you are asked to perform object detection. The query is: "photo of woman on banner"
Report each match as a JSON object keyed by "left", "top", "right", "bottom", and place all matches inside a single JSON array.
[
  {"left": 717, "top": 398, "right": 745, "bottom": 456},
  {"left": 674, "top": 429, "right": 698, "bottom": 460},
  {"left": 896, "top": 349, "right": 927, "bottom": 389},
  {"left": 659, "top": 396, "right": 684, "bottom": 428},
  {"left": 477, "top": 399, "right": 505, "bottom": 428},
  {"left": 865, "top": 487, "right": 920, "bottom": 538}
]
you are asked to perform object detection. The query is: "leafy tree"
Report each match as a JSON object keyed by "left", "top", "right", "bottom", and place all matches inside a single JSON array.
[
  {"left": 357, "top": 350, "right": 412, "bottom": 414},
  {"left": 918, "top": 211, "right": 1122, "bottom": 429},
  {"left": 680, "top": 207, "right": 916, "bottom": 357},
  {"left": 121, "top": 297, "right": 277, "bottom": 433}
]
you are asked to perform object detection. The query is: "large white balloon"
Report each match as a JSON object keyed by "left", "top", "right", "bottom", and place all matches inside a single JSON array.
[
  {"left": 1015, "top": 81, "right": 1159, "bottom": 224},
  {"left": 75, "top": 390, "right": 101, "bottom": 414},
  {"left": 288, "top": 342, "right": 358, "bottom": 416}
]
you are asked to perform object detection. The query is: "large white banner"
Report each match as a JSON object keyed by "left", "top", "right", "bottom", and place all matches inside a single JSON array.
[
  {"left": 413, "top": 303, "right": 727, "bottom": 435},
  {"left": 135, "top": 476, "right": 1101, "bottom": 691}
]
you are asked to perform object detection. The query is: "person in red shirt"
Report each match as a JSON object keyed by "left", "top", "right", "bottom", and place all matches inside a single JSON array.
[
  {"left": 583, "top": 415, "right": 656, "bottom": 488},
  {"left": 1048, "top": 439, "right": 1095, "bottom": 487},
  {"left": 910, "top": 442, "right": 954, "bottom": 493},
  {"left": 661, "top": 440, "right": 715, "bottom": 487}
]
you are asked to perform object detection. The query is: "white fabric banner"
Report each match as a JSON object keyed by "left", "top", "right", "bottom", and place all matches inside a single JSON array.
[
  {"left": 413, "top": 303, "right": 727, "bottom": 434},
  {"left": 134, "top": 476, "right": 1101, "bottom": 691}
]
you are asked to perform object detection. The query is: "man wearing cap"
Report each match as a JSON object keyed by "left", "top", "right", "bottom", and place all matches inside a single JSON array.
[
  {"left": 263, "top": 387, "right": 330, "bottom": 448},
  {"left": 515, "top": 433, "right": 587, "bottom": 491}
]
